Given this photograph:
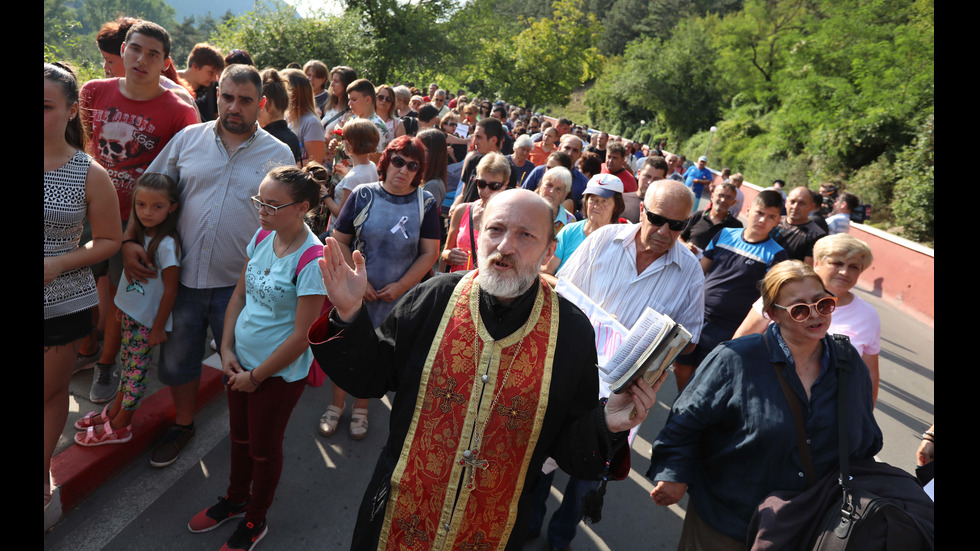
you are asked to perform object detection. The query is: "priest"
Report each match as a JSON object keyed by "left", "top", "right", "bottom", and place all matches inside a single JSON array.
[{"left": 309, "top": 188, "right": 665, "bottom": 551}]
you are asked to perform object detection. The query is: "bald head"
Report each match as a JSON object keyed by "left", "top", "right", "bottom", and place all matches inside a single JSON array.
[
  {"left": 484, "top": 188, "right": 557, "bottom": 243},
  {"left": 786, "top": 186, "right": 815, "bottom": 223},
  {"left": 644, "top": 179, "right": 694, "bottom": 214}
]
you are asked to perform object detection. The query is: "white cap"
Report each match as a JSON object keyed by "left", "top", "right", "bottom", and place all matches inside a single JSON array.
[{"left": 584, "top": 173, "right": 624, "bottom": 198}]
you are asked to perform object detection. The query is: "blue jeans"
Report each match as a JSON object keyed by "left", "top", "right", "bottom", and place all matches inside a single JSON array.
[
  {"left": 527, "top": 470, "right": 600, "bottom": 548},
  {"left": 157, "top": 284, "right": 234, "bottom": 386}
]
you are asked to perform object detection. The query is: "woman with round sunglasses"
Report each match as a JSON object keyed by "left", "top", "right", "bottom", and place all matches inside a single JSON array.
[
  {"left": 322, "top": 136, "right": 441, "bottom": 440},
  {"left": 733, "top": 233, "right": 882, "bottom": 404},
  {"left": 375, "top": 84, "right": 406, "bottom": 141},
  {"left": 440, "top": 152, "right": 511, "bottom": 272},
  {"left": 648, "top": 260, "right": 882, "bottom": 549},
  {"left": 544, "top": 173, "right": 625, "bottom": 275}
]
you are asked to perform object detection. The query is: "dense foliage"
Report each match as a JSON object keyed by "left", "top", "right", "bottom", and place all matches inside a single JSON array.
[{"left": 43, "top": 0, "right": 933, "bottom": 245}]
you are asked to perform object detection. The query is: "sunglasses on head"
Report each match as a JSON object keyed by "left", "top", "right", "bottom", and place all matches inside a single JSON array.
[
  {"left": 772, "top": 295, "right": 837, "bottom": 322},
  {"left": 644, "top": 210, "right": 688, "bottom": 231},
  {"left": 474, "top": 178, "right": 505, "bottom": 191},
  {"left": 390, "top": 155, "right": 420, "bottom": 172}
]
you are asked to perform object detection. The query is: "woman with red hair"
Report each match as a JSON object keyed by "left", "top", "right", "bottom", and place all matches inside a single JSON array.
[{"left": 317, "top": 135, "right": 441, "bottom": 440}]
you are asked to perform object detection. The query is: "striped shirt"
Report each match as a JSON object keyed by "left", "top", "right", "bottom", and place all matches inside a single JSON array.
[
  {"left": 146, "top": 121, "right": 295, "bottom": 289},
  {"left": 557, "top": 223, "right": 705, "bottom": 342}
]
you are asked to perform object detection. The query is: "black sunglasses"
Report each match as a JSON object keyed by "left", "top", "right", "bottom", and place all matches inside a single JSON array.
[
  {"left": 475, "top": 178, "right": 505, "bottom": 191},
  {"left": 645, "top": 210, "right": 688, "bottom": 231},
  {"left": 390, "top": 155, "right": 420, "bottom": 172}
]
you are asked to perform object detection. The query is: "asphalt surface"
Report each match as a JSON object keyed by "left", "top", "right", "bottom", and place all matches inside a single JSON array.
[{"left": 43, "top": 278, "right": 933, "bottom": 550}]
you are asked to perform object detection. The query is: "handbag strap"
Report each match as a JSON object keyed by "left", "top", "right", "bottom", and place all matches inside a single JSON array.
[
  {"left": 467, "top": 204, "right": 478, "bottom": 269},
  {"left": 765, "top": 333, "right": 816, "bottom": 488},
  {"left": 832, "top": 334, "right": 852, "bottom": 488}
]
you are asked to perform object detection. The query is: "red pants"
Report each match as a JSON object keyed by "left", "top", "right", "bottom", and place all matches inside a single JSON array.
[{"left": 225, "top": 375, "right": 306, "bottom": 525}]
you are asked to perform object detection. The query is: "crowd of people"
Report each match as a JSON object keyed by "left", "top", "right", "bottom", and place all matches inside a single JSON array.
[{"left": 44, "top": 14, "right": 930, "bottom": 551}]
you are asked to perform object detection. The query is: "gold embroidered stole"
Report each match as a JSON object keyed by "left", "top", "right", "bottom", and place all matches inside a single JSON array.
[{"left": 378, "top": 271, "right": 559, "bottom": 551}]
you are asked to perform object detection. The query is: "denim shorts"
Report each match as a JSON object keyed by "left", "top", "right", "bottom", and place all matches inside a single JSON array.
[
  {"left": 44, "top": 308, "right": 93, "bottom": 349},
  {"left": 157, "top": 284, "right": 235, "bottom": 386}
]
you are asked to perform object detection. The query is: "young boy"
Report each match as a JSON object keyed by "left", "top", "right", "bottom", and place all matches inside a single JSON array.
[
  {"left": 344, "top": 78, "right": 389, "bottom": 161},
  {"left": 673, "top": 189, "right": 788, "bottom": 390}
]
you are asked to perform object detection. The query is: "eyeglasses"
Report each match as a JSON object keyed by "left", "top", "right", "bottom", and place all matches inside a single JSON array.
[
  {"left": 389, "top": 155, "right": 420, "bottom": 172},
  {"left": 475, "top": 178, "right": 505, "bottom": 191},
  {"left": 443, "top": 122, "right": 457, "bottom": 127},
  {"left": 644, "top": 210, "right": 688, "bottom": 231},
  {"left": 376, "top": 95, "right": 393, "bottom": 103},
  {"left": 772, "top": 295, "right": 838, "bottom": 322},
  {"left": 250, "top": 195, "right": 299, "bottom": 215}
]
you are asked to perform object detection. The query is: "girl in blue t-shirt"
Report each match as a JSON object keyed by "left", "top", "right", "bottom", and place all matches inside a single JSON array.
[
  {"left": 74, "top": 173, "right": 181, "bottom": 446},
  {"left": 186, "top": 164, "right": 327, "bottom": 548}
]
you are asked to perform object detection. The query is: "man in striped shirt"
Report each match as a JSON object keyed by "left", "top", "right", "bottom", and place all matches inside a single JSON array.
[{"left": 531, "top": 179, "right": 704, "bottom": 550}]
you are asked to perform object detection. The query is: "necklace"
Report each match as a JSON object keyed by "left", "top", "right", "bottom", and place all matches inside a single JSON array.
[
  {"left": 264, "top": 228, "right": 306, "bottom": 275},
  {"left": 458, "top": 286, "right": 536, "bottom": 490}
]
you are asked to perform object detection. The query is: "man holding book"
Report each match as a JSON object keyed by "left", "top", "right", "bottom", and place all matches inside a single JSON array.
[{"left": 530, "top": 179, "right": 705, "bottom": 551}]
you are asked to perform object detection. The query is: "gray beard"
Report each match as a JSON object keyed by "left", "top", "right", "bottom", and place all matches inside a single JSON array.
[{"left": 476, "top": 251, "right": 542, "bottom": 299}]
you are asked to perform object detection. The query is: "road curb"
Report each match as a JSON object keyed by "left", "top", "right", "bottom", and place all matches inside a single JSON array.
[{"left": 46, "top": 365, "right": 225, "bottom": 531}]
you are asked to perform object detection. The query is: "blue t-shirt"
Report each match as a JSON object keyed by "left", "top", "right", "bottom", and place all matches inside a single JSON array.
[
  {"left": 113, "top": 234, "right": 180, "bottom": 331},
  {"left": 683, "top": 165, "right": 713, "bottom": 191},
  {"left": 234, "top": 228, "right": 326, "bottom": 383},
  {"left": 702, "top": 227, "right": 788, "bottom": 327},
  {"left": 553, "top": 220, "right": 589, "bottom": 271}
]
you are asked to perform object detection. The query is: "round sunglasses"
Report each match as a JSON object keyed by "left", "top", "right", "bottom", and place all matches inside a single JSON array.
[{"left": 772, "top": 295, "right": 838, "bottom": 322}]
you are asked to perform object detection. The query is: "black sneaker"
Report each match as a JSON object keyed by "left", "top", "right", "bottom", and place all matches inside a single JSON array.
[
  {"left": 220, "top": 518, "right": 267, "bottom": 551},
  {"left": 149, "top": 423, "right": 195, "bottom": 468},
  {"left": 188, "top": 496, "right": 250, "bottom": 533}
]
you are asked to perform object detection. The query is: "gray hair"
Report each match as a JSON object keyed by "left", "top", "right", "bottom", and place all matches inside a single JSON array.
[{"left": 514, "top": 134, "right": 534, "bottom": 150}]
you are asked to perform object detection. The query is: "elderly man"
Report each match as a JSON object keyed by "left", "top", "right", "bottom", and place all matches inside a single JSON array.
[
  {"left": 556, "top": 179, "right": 704, "bottom": 333},
  {"left": 770, "top": 186, "right": 828, "bottom": 264},
  {"left": 310, "top": 188, "right": 664, "bottom": 551},
  {"left": 531, "top": 179, "right": 704, "bottom": 550}
]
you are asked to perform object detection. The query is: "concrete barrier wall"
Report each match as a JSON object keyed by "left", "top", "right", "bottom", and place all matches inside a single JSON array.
[{"left": 737, "top": 182, "right": 934, "bottom": 326}]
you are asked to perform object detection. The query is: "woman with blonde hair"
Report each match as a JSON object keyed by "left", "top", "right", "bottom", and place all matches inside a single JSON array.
[{"left": 734, "top": 233, "right": 882, "bottom": 403}]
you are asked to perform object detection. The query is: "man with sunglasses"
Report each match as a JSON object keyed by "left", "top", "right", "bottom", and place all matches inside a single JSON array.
[
  {"left": 672, "top": 190, "right": 788, "bottom": 391},
  {"left": 538, "top": 179, "right": 704, "bottom": 551}
]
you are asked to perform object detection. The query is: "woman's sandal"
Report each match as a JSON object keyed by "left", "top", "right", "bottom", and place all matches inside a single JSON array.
[
  {"left": 350, "top": 408, "right": 369, "bottom": 441},
  {"left": 318, "top": 405, "right": 344, "bottom": 437},
  {"left": 74, "top": 420, "right": 133, "bottom": 447},
  {"left": 74, "top": 405, "right": 110, "bottom": 431}
]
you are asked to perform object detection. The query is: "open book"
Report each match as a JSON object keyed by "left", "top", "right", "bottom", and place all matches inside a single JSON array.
[{"left": 556, "top": 279, "right": 692, "bottom": 395}]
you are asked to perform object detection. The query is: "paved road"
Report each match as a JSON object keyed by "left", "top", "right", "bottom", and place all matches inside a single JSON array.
[{"left": 43, "top": 283, "right": 933, "bottom": 551}]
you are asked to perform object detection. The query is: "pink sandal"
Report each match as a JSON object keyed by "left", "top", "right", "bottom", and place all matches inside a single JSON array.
[
  {"left": 74, "top": 420, "right": 132, "bottom": 447},
  {"left": 74, "top": 406, "right": 110, "bottom": 431}
]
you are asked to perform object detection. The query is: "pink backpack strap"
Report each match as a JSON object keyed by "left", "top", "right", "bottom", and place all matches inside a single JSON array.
[
  {"left": 292, "top": 243, "right": 325, "bottom": 284},
  {"left": 255, "top": 229, "right": 272, "bottom": 246}
]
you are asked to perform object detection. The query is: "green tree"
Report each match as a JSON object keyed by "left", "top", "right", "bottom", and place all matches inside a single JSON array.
[
  {"left": 891, "top": 113, "right": 934, "bottom": 244},
  {"left": 466, "top": 0, "right": 604, "bottom": 108},
  {"left": 587, "top": 14, "right": 725, "bottom": 137},
  {"left": 211, "top": 1, "right": 369, "bottom": 74},
  {"left": 343, "top": 0, "right": 459, "bottom": 84}
]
